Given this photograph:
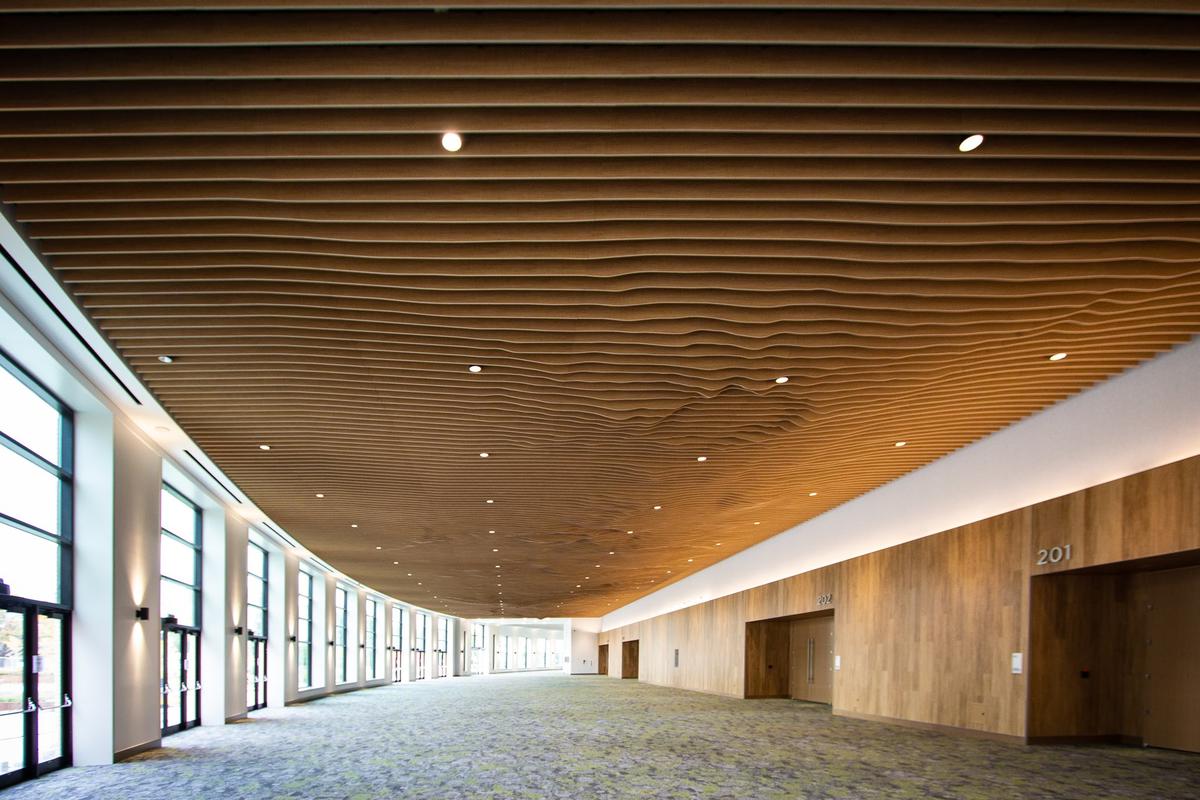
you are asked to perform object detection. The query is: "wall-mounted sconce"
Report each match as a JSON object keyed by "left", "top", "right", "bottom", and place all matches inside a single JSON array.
[
  {"left": 135, "top": 607, "right": 151, "bottom": 621},
  {"left": 329, "top": 641, "right": 335, "bottom": 647},
  {"left": 359, "top": 643, "right": 366, "bottom": 649},
  {"left": 289, "top": 635, "right": 297, "bottom": 643},
  {"left": 233, "top": 626, "right": 244, "bottom": 635}
]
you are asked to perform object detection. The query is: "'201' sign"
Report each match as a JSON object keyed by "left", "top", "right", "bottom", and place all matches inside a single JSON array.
[{"left": 1036, "top": 544, "right": 1072, "bottom": 566}]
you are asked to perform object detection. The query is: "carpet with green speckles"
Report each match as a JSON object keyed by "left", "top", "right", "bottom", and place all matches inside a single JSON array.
[{"left": 4, "top": 673, "right": 1198, "bottom": 799}]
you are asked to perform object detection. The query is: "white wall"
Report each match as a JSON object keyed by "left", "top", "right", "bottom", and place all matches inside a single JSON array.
[
  {"left": 567, "top": 618, "right": 601, "bottom": 675},
  {"left": 602, "top": 335, "right": 1200, "bottom": 631}
]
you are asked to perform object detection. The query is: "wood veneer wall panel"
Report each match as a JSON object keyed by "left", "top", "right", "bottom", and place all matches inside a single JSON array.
[{"left": 609, "top": 454, "right": 1200, "bottom": 737}]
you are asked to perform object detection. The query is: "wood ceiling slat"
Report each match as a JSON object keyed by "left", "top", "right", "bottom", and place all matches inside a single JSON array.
[
  {"left": 30, "top": 220, "right": 1200, "bottom": 245},
  {"left": 3, "top": 108, "right": 1198, "bottom": 137},
  {"left": 4, "top": 79, "right": 1200, "bottom": 112},
  {"left": 2, "top": 46, "right": 1198, "bottom": 81},
  {"left": 6, "top": 134, "right": 1199, "bottom": 161},
  {"left": 44, "top": 240, "right": 1200, "bottom": 265},
  {"left": 3, "top": 10, "right": 1198, "bottom": 49},
  {"left": 16, "top": 200, "right": 1200, "bottom": 225},
  {"left": 2, "top": 1, "right": 1197, "bottom": 13},
  {"left": 8, "top": 180, "right": 1199, "bottom": 204},
  {"left": 7, "top": 156, "right": 1200, "bottom": 183},
  {"left": 5, "top": 2, "right": 1199, "bottom": 616}
]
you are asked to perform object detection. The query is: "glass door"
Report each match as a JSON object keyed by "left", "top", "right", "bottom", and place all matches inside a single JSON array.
[
  {"left": 161, "top": 624, "right": 200, "bottom": 736},
  {"left": 0, "top": 602, "right": 71, "bottom": 790},
  {"left": 247, "top": 635, "right": 267, "bottom": 712}
]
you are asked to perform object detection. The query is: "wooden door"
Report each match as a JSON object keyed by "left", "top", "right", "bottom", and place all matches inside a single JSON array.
[
  {"left": 621, "top": 640, "right": 639, "bottom": 679},
  {"left": 789, "top": 615, "right": 834, "bottom": 704},
  {"left": 1144, "top": 565, "right": 1200, "bottom": 753},
  {"left": 598, "top": 644, "right": 608, "bottom": 675}
]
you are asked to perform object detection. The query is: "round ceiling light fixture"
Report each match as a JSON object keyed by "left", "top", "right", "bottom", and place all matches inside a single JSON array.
[
  {"left": 774, "top": 376, "right": 789, "bottom": 384},
  {"left": 468, "top": 365, "right": 483, "bottom": 373},
  {"left": 157, "top": 355, "right": 175, "bottom": 364},
  {"left": 258, "top": 444, "right": 271, "bottom": 451},
  {"left": 441, "top": 131, "right": 464, "bottom": 152},
  {"left": 1049, "top": 352, "right": 1068, "bottom": 361},
  {"left": 958, "top": 133, "right": 985, "bottom": 153}
]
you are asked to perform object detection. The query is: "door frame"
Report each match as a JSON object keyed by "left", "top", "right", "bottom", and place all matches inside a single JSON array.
[
  {"left": 247, "top": 634, "right": 267, "bottom": 712},
  {"left": 161, "top": 622, "right": 201, "bottom": 736},
  {"left": 0, "top": 598, "right": 72, "bottom": 790}
]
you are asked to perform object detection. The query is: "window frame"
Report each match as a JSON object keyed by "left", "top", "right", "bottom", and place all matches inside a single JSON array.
[
  {"left": 297, "top": 568, "right": 315, "bottom": 690},
  {"left": 246, "top": 540, "right": 268, "bottom": 639},
  {"left": 159, "top": 482, "right": 202, "bottom": 629},
  {"left": 334, "top": 585, "right": 349, "bottom": 684},
  {"left": 0, "top": 349, "right": 74, "bottom": 610}
]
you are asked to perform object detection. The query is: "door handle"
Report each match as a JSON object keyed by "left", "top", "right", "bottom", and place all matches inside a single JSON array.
[{"left": 807, "top": 638, "right": 815, "bottom": 684}]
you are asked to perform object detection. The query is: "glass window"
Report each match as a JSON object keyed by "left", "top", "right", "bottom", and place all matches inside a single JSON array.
[
  {"left": 415, "top": 613, "right": 427, "bottom": 651},
  {"left": 297, "top": 569, "right": 314, "bottom": 690},
  {"left": 334, "top": 587, "right": 348, "bottom": 684},
  {"left": 0, "top": 354, "right": 72, "bottom": 606},
  {"left": 160, "top": 485, "right": 200, "bottom": 628},
  {"left": 365, "top": 599, "right": 379, "bottom": 680},
  {"left": 247, "top": 542, "right": 267, "bottom": 637},
  {"left": 436, "top": 617, "right": 448, "bottom": 652}
]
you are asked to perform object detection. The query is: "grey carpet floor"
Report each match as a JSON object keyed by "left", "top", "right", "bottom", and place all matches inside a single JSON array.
[{"left": 3, "top": 673, "right": 1198, "bottom": 800}]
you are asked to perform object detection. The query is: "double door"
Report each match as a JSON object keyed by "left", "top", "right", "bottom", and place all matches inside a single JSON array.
[
  {"left": 161, "top": 624, "right": 201, "bottom": 736},
  {"left": 0, "top": 602, "right": 70, "bottom": 789},
  {"left": 247, "top": 635, "right": 267, "bottom": 712}
]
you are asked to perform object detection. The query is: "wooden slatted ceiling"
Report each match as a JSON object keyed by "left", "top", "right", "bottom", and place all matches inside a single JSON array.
[{"left": 1, "top": 3, "right": 1199, "bottom": 619}]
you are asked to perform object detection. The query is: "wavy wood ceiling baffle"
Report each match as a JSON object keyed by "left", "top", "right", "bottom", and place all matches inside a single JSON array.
[{"left": 2, "top": 1, "right": 1200, "bottom": 618}]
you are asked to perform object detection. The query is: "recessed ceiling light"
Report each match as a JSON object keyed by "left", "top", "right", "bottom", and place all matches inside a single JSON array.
[
  {"left": 486, "top": 499, "right": 494, "bottom": 504},
  {"left": 479, "top": 452, "right": 489, "bottom": 458},
  {"left": 468, "top": 364, "right": 483, "bottom": 373},
  {"left": 492, "top": 548, "right": 499, "bottom": 552},
  {"left": 687, "top": 559, "right": 693, "bottom": 563},
  {"left": 594, "top": 564, "right": 600, "bottom": 568},
  {"left": 315, "top": 493, "right": 325, "bottom": 498},
  {"left": 754, "top": 521, "right": 760, "bottom": 525},
  {"left": 157, "top": 355, "right": 175, "bottom": 364},
  {"left": 258, "top": 444, "right": 271, "bottom": 451},
  {"left": 809, "top": 491, "right": 818, "bottom": 497},
  {"left": 576, "top": 585, "right": 581, "bottom": 588},
  {"left": 442, "top": 131, "right": 463, "bottom": 152},
  {"left": 895, "top": 441, "right": 907, "bottom": 448},
  {"left": 653, "top": 505, "right": 662, "bottom": 511},
  {"left": 608, "top": 551, "right": 614, "bottom": 555},
  {"left": 1049, "top": 352, "right": 1068, "bottom": 361},
  {"left": 375, "top": 546, "right": 382, "bottom": 550},
  {"left": 774, "top": 376, "right": 789, "bottom": 384},
  {"left": 393, "top": 561, "right": 399, "bottom": 565},
  {"left": 407, "top": 573, "right": 412, "bottom": 576},
  {"left": 696, "top": 456, "right": 707, "bottom": 462},
  {"left": 958, "top": 133, "right": 985, "bottom": 152},
  {"left": 627, "top": 530, "right": 633, "bottom": 534},
  {"left": 351, "top": 523, "right": 358, "bottom": 528},
  {"left": 489, "top": 529, "right": 495, "bottom": 533},
  {"left": 417, "top": 582, "right": 422, "bottom": 585},
  {"left": 494, "top": 565, "right": 500, "bottom": 568},
  {"left": 715, "top": 542, "right": 722, "bottom": 546}
]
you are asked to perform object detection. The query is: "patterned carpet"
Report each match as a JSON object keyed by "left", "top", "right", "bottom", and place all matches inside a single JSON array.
[{"left": 3, "top": 674, "right": 1198, "bottom": 800}]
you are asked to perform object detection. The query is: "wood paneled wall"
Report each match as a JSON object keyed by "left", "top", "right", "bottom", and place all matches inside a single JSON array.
[{"left": 598, "top": 454, "right": 1200, "bottom": 739}]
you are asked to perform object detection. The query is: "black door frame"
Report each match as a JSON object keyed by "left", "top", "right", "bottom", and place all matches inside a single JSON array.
[
  {"left": 247, "top": 634, "right": 267, "bottom": 711},
  {"left": 161, "top": 622, "right": 201, "bottom": 736},
  {"left": 0, "top": 598, "right": 72, "bottom": 790}
]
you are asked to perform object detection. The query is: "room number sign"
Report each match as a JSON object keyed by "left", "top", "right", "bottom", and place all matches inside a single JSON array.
[
  {"left": 1035, "top": 544, "right": 1072, "bottom": 566},
  {"left": 816, "top": 593, "right": 833, "bottom": 606}
]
